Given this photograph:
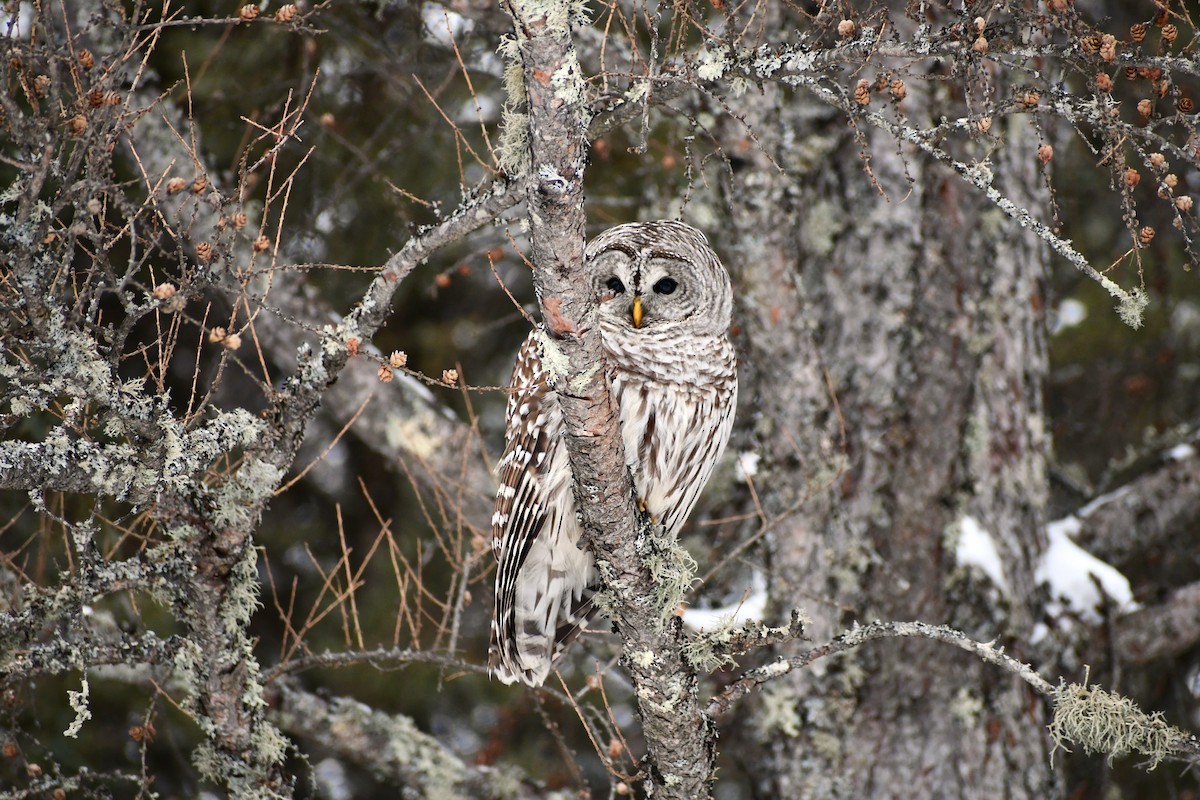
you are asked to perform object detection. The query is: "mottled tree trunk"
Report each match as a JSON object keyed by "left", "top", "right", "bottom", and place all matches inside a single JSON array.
[{"left": 723, "top": 69, "right": 1058, "bottom": 798}]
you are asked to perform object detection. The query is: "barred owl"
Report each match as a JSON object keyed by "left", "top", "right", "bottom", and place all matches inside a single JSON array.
[{"left": 489, "top": 220, "right": 738, "bottom": 687}]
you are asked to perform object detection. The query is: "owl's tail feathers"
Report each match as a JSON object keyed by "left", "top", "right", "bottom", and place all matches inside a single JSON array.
[{"left": 489, "top": 588, "right": 599, "bottom": 687}]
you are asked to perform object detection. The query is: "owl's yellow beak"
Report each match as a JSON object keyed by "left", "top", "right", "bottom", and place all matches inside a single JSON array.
[{"left": 631, "top": 296, "right": 644, "bottom": 328}]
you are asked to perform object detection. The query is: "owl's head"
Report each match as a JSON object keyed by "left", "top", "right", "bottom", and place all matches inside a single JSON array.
[{"left": 585, "top": 220, "right": 732, "bottom": 338}]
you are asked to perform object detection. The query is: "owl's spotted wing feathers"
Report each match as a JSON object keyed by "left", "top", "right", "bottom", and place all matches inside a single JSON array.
[
  {"left": 489, "top": 220, "right": 737, "bottom": 687},
  {"left": 489, "top": 333, "right": 599, "bottom": 686}
]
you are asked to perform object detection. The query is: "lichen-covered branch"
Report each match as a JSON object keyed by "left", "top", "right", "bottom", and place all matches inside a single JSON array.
[
  {"left": 711, "top": 620, "right": 1053, "bottom": 715},
  {"left": 711, "top": 620, "right": 1200, "bottom": 768},
  {"left": 500, "top": 0, "right": 719, "bottom": 795},
  {"left": 0, "top": 5, "right": 531, "bottom": 795},
  {"left": 271, "top": 679, "right": 559, "bottom": 800},
  {"left": 1073, "top": 447, "right": 1200, "bottom": 567},
  {"left": 1114, "top": 581, "right": 1200, "bottom": 665}
]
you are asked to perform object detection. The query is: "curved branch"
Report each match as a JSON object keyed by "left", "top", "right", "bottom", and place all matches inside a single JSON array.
[
  {"left": 710, "top": 619, "right": 1200, "bottom": 768},
  {"left": 1074, "top": 448, "right": 1200, "bottom": 567},
  {"left": 1114, "top": 581, "right": 1200, "bottom": 665},
  {"left": 270, "top": 679, "right": 550, "bottom": 800},
  {"left": 710, "top": 620, "right": 1055, "bottom": 716}
]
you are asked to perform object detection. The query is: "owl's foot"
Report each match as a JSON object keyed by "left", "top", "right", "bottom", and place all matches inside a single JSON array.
[{"left": 636, "top": 497, "right": 658, "bottom": 524}]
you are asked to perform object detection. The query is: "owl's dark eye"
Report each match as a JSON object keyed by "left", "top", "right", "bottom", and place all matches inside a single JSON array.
[
  {"left": 606, "top": 276, "right": 626, "bottom": 294},
  {"left": 653, "top": 277, "right": 678, "bottom": 295}
]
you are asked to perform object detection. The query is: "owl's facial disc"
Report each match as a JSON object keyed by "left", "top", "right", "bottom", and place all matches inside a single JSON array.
[{"left": 593, "top": 247, "right": 692, "bottom": 330}]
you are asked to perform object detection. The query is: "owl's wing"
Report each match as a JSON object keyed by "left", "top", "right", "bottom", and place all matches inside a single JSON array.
[{"left": 489, "top": 331, "right": 597, "bottom": 686}]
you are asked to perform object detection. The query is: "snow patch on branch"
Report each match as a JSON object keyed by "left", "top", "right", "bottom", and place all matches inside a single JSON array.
[
  {"left": 1034, "top": 516, "right": 1138, "bottom": 639},
  {"left": 734, "top": 451, "right": 759, "bottom": 483},
  {"left": 1167, "top": 443, "right": 1195, "bottom": 461},
  {"left": 420, "top": 3, "right": 472, "bottom": 48},
  {"left": 950, "top": 515, "right": 1010, "bottom": 595},
  {"left": 681, "top": 570, "right": 768, "bottom": 631}
]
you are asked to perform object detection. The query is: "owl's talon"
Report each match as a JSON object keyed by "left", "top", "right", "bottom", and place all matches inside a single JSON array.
[{"left": 633, "top": 501, "right": 662, "bottom": 525}]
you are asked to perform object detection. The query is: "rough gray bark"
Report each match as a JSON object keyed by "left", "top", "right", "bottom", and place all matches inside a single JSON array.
[{"left": 722, "top": 37, "right": 1056, "bottom": 800}]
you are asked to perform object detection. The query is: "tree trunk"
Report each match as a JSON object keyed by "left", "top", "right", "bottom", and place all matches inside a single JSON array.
[{"left": 723, "top": 67, "right": 1059, "bottom": 799}]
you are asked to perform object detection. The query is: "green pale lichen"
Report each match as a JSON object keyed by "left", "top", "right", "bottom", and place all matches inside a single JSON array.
[
  {"left": 800, "top": 200, "right": 846, "bottom": 257},
  {"left": 753, "top": 50, "right": 784, "bottom": 78},
  {"left": 212, "top": 458, "right": 283, "bottom": 531},
  {"left": 637, "top": 682, "right": 681, "bottom": 715},
  {"left": 729, "top": 76, "right": 753, "bottom": 99},
  {"left": 496, "top": 34, "right": 530, "bottom": 175},
  {"left": 695, "top": 47, "right": 729, "bottom": 82},
  {"left": 965, "top": 311, "right": 993, "bottom": 357},
  {"left": 589, "top": 561, "right": 619, "bottom": 617},
  {"left": 148, "top": 408, "right": 265, "bottom": 497},
  {"left": 535, "top": 329, "right": 570, "bottom": 382},
  {"left": 487, "top": 766, "right": 534, "bottom": 800},
  {"left": 978, "top": 207, "right": 1008, "bottom": 240},
  {"left": 494, "top": 0, "right": 592, "bottom": 173},
  {"left": 682, "top": 630, "right": 736, "bottom": 673},
  {"left": 1026, "top": 411, "right": 1048, "bottom": 449},
  {"left": 630, "top": 649, "right": 656, "bottom": 668},
  {"left": 63, "top": 673, "right": 91, "bottom": 737},
  {"left": 810, "top": 729, "right": 843, "bottom": 763},
  {"left": 828, "top": 539, "right": 871, "bottom": 597},
  {"left": 0, "top": 175, "right": 23, "bottom": 204},
  {"left": 319, "top": 325, "right": 348, "bottom": 357},
  {"left": 684, "top": 614, "right": 807, "bottom": 673},
  {"left": 757, "top": 681, "right": 802, "bottom": 739},
  {"left": 192, "top": 741, "right": 224, "bottom": 783},
  {"left": 779, "top": 132, "right": 839, "bottom": 175},
  {"left": 1049, "top": 681, "right": 1186, "bottom": 769},
  {"left": 567, "top": 362, "right": 599, "bottom": 395},
  {"left": 512, "top": 0, "right": 590, "bottom": 32},
  {"left": 496, "top": 110, "right": 531, "bottom": 175},
  {"left": 173, "top": 638, "right": 204, "bottom": 714},
  {"left": 376, "top": 698, "right": 468, "bottom": 800},
  {"left": 77, "top": 442, "right": 141, "bottom": 498},
  {"left": 295, "top": 341, "right": 329, "bottom": 385},
  {"left": 249, "top": 718, "right": 289, "bottom": 772},
  {"left": 962, "top": 404, "right": 989, "bottom": 470},
  {"left": 386, "top": 408, "right": 441, "bottom": 460},
  {"left": 550, "top": 52, "right": 585, "bottom": 106},
  {"left": 166, "top": 522, "right": 201, "bottom": 543},
  {"left": 833, "top": 656, "right": 866, "bottom": 695},
  {"left": 223, "top": 545, "right": 263, "bottom": 630},
  {"left": 8, "top": 394, "right": 33, "bottom": 415},
  {"left": 498, "top": 35, "right": 526, "bottom": 104},
  {"left": 641, "top": 521, "right": 697, "bottom": 627},
  {"left": 178, "top": 621, "right": 286, "bottom": 793},
  {"left": 950, "top": 686, "right": 984, "bottom": 727},
  {"left": 1116, "top": 287, "right": 1148, "bottom": 329}
]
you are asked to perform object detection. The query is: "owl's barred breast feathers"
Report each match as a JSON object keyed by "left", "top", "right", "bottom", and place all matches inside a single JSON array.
[{"left": 489, "top": 221, "right": 738, "bottom": 687}]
